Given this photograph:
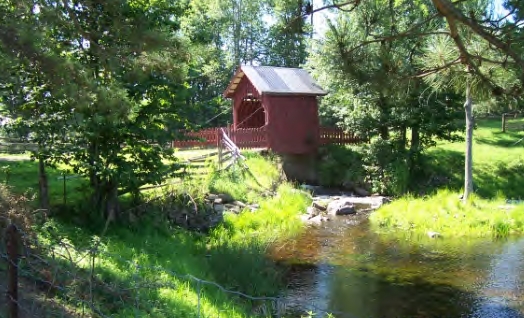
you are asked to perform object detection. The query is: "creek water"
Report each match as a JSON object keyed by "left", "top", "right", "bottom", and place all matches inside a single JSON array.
[{"left": 271, "top": 210, "right": 524, "bottom": 318}]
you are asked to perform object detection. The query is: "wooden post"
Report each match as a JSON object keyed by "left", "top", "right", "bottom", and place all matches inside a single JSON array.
[
  {"left": 502, "top": 113, "right": 506, "bottom": 133},
  {"left": 5, "top": 224, "right": 19, "bottom": 318},
  {"left": 63, "top": 174, "right": 67, "bottom": 205},
  {"left": 217, "top": 129, "right": 222, "bottom": 170}
]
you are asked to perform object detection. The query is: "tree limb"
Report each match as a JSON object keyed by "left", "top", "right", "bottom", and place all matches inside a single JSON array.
[{"left": 431, "top": 0, "right": 524, "bottom": 70}]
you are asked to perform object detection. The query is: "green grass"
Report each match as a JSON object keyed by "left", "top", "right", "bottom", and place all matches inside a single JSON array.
[
  {"left": 11, "top": 151, "right": 309, "bottom": 317},
  {"left": 370, "top": 189, "right": 524, "bottom": 238},
  {"left": 0, "top": 156, "right": 88, "bottom": 206},
  {"left": 423, "top": 117, "right": 524, "bottom": 198},
  {"left": 371, "top": 118, "right": 524, "bottom": 238}
]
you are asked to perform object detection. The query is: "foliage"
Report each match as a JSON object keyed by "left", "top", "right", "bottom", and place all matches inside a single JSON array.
[
  {"left": 306, "top": 0, "right": 465, "bottom": 158},
  {"left": 27, "top": 152, "right": 309, "bottom": 316},
  {"left": 317, "top": 144, "right": 364, "bottom": 188},
  {"left": 317, "top": 140, "right": 411, "bottom": 197},
  {"left": 370, "top": 189, "right": 524, "bottom": 238}
]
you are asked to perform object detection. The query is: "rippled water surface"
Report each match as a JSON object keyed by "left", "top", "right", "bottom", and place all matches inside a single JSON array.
[{"left": 272, "top": 213, "right": 524, "bottom": 318}]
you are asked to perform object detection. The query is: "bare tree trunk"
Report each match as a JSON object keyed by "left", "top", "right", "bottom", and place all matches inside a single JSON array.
[
  {"left": 410, "top": 125, "right": 420, "bottom": 152},
  {"left": 463, "top": 79, "right": 474, "bottom": 200},
  {"left": 38, "top": 155, "right": 49, "bottom": 211},
  {"left": 399, "top": 125, "right": 407, "bottom": 148},
  {"left": 105, "top": 179, "right": 119, "bottom": 224}
]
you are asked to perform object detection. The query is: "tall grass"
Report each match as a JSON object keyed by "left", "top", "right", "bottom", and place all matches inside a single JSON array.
[
  {"left": 370, "top": 190, "right": 524, "bottom": 238},
  {"left": 32, "top": 152, "right": 310, "bottom": 317}
]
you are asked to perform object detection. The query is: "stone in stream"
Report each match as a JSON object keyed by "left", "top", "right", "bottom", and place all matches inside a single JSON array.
[
  {"left": 327, "top": 199, "right": 356, "bottom": 215},
  {"left": 218, "top": 193, "right": 235, "bottom": 204},
  {"left": 307, "top": 206, "right": 321, "bottom": 217},
  {"left": 354, "top": 187, "right": 370, "bottom": 197},
  {"left": 312, "top": 201, "right": 327, "bottom": 211}
]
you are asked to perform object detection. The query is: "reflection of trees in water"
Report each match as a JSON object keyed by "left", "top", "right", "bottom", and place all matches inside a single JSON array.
[
  {"left": 274, "top": 219, "right": 524, "bottom": 317},
  {"left": 327, "top": 267, "right": 479, "bottom": 318}
]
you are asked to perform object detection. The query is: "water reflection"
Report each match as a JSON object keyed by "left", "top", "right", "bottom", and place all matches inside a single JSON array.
[{"left": 272, "top": 215, "right": 524, "bottom": 318}]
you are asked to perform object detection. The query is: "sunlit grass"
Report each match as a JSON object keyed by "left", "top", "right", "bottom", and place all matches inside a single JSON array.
[
  {"left": 372, "top": 118, "right": 524, "bottom": 238},
  {"left": 370, "top": 189, "right": 524, "bottom": 238},
  {"left": 30, "top": 152, "right": 309, "bottom": 317}
]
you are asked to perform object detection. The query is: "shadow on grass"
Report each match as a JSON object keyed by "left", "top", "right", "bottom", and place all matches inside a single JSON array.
[
  {"left": 419, "top": 148, "right": 524, "bottom": 199},
  {"left": 0, "top": 158, "right": 89, "bottom": 207},
  {"left": 40, "top": 218, "right": 284, "bottom": 317},
  {"left": 476, "top": 130, "right": 524, "bottom": 148}
]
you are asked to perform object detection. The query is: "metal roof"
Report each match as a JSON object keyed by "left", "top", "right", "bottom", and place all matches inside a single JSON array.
[{"left": 224, "top": 65, "right": 328, "bottom": 98}]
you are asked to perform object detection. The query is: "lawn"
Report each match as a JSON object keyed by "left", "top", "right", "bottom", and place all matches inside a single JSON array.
[
  {"left": 424, "top": 117, "right": 524, "bottom": 199},
  {"left": 371, "top": 117, "right": 524, "bottom": 238}
]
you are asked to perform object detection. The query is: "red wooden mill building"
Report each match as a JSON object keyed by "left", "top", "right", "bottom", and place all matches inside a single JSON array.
[{"left": 173, "top": 65, "right": 362, "bottom": 154}]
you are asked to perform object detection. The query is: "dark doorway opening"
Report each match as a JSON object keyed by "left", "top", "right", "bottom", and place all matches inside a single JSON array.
[{"left": 237, "top": 99, "right": 265, "bottom": 128}]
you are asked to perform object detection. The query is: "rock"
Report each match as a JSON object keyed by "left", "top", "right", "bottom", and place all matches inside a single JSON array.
[
  {"left": 207, "top": 194, "right": 219, "bottom": 201},
  {"left": 213, "top": 204, "right": 225, "bottom": 213},
  {"left": 128, "top": 211, "right": 138, "bottom": 223},
  {"left": 312, "top": 201, "right": 327, "bottom": 211},
  {"left": 354, "top": 187, "right": 370, "bottom": 197},
  {"left": 327, "top": 199, "right": 356, "bottom": 215},
  {"left": 300, "top": 214, "right": 311, "bottom": 223},
  {"left": 308, "top": 214, "right": 323, "bottom": 224},
  {"left": 225, "top": 204, "right": 242, "bottom": 214},
  {"left": 214, "top": 198, "right": 223, "bottom": 204},
  {"left": 233, "top": 200, "right": 246, "bottom": 207},
  {"left": 218, "top": 193, "right": 234, "bottom": 204},
  {"left": 342, "top": 180, "right": 356, "bottom": 191},
  {"left": 427, "top": 231, "right": 441, "bottom": 239},
  {"left": 307, "top": 206, "right": 320, "bottom": 217}
]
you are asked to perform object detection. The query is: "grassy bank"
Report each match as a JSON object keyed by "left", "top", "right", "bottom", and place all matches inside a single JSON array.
[
  {"left": 370, "top": 190, "right": 524, "bottom": 237},
  {"left": 2, "top": 152, "right": 310, "bottom": 317},
  {"left": 370, "top": 118, "right": 524, "bottom": 238}
]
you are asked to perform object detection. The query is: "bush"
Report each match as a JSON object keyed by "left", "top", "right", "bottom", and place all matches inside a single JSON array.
[
  {"left": 317, "top": 145, "right": 364, "bottom": 188},
  {"left": 317, "top": 140, "right": 411, "bottom": 196}
]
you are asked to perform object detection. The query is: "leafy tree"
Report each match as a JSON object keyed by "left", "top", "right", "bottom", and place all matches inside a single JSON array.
[
  {"left": 0, "top": 0, "right": 189, "bottom": 222},
  {"left": 311, "top": 0, "right": 524, "bottom": 199}
]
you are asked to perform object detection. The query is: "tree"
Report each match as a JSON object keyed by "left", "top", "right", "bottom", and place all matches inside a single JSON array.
[
  {"left": 310, "top": 0, "right": 524, "bottom": 199},
  {"left": 263, "top": 0, "right": 311, "bottom": 67},
  {"left": 306, "top": 0, "right": 464, "bottom": 156},
  {"left": 0, "top": 0, "right": 190, "bottom": 222}
]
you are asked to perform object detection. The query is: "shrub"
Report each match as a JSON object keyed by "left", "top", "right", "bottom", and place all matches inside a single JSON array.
[{"left": 317, "top": 140, "right": 411, "bottom": 196}]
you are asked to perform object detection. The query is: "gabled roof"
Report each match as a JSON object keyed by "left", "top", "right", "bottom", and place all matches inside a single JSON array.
[{"left": 224, "top": 65, "right": 328, "bottom": 98}]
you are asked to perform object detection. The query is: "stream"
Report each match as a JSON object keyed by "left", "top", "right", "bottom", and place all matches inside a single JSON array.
[{"left": 271, "top": 205, "right": 524, "bottom": 318}]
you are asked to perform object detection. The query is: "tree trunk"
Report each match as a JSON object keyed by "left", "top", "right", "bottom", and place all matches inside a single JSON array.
[
  {"left": 105, "top": 179, "right": 119, "bottom": 224},
  {"left": 400, "top": 125, "right": 407, "bottom": 149},
  {"left": 38, "top": 156, "right": 49, "bottom": 211},
  {"left": 463, "top": 80, "right": 474, "bottom": 200},
  {"left": 410, "top": 125, "right": 420, "bottom": 152},
  {"left": 379, "top": 126, "right": 389, "bottom": 140}
]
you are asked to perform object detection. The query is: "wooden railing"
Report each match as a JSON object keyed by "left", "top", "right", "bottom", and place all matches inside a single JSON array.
[
  {"left": 172, "top": 126, "right": 268, "bottom": 150},
  {"left": 172, "top": 126, "right": 364, "bottom": 150},
  {"left": 319, "top": 127, "right": 363, "bottom": 145}
]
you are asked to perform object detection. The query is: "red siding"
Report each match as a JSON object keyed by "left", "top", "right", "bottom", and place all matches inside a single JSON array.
[
  {"left": 264, "top": 95, "right": 319, "bottom": 154},
  {"left": 232, "top": 76, "right": 320, "bottom": 154}
]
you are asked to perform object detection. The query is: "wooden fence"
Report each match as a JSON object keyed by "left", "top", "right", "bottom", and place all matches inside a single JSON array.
[
  {"left": 172, "top": 126, "right": 268, "bottom": 150},
  {"left": 502, "top": 113, "right": 524, "bottom": 133},
  {"left": 173, "top": 126, "right": 364, "bottom": 150},
  {"left": 319, "top": 127, "right": 363, "bottom": 145},
  {"left": 0, "top": 138, "right": 38, "bottom": 153}
]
